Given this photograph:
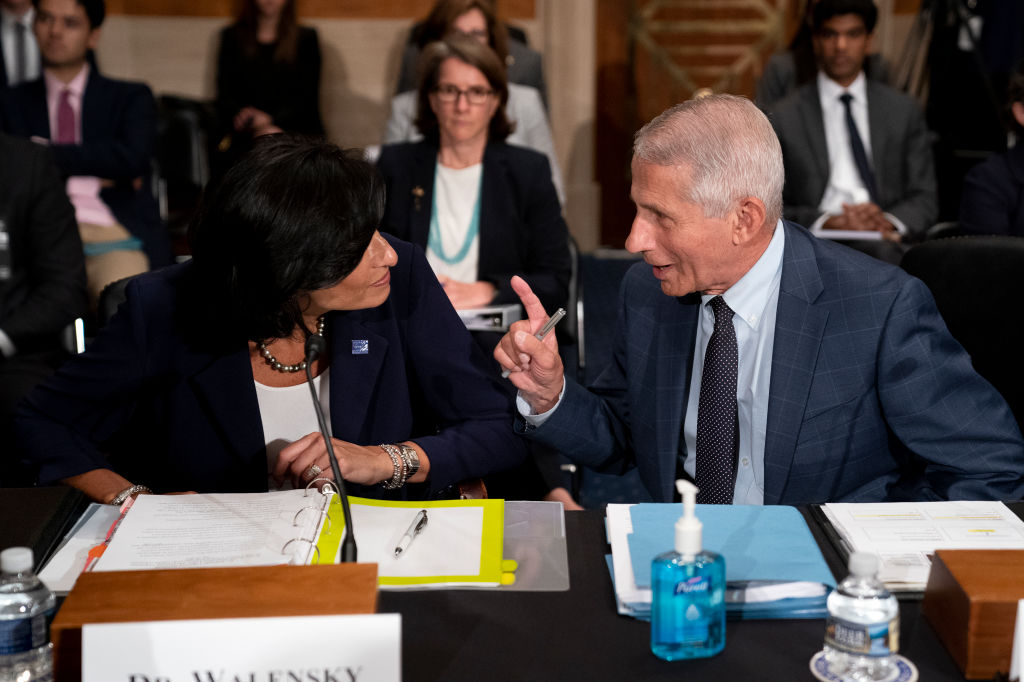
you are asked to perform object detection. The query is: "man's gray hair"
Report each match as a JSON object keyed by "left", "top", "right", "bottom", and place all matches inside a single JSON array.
[{"left": 633, "top": 94, "right": 784, "bottom": 224}]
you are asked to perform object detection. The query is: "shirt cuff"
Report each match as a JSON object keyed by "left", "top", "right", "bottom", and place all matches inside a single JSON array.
[
  {"left": 0, "top": 328, "right": 17, "bottom": 358},
  {"left": 516, "top": 378, "right": 567, "bottom": 428}
]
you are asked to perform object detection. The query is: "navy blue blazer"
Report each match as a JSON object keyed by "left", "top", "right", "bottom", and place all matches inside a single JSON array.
[
  {"left": 524, "top": 222, "right": 1024, "bottom": 504},
  {"left": 377, "top": 140, "right": 571, "bottom": 316},
  {"left": 16, "top": 237, "right": 526, "bottom": 497},
  {"left": 960, "top": 144, "right": 1024, "bottom": 237},
  {"left": 0, "top": 71, "right": 171, "bottom": 267}
]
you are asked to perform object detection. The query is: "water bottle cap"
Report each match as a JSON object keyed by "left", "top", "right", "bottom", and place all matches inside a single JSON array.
[
  {"left": 847, "top": 551, "right": 879, "bottom": 577},
  {"left": 0, "top": 547, "right": 33, "bottom": 574}
]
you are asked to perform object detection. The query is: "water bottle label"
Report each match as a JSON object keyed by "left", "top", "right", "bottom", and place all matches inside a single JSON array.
[
  {"left": 825, "top": 614, "right": 899, "bottom": 657},
  {"left": 0, "top": 607, "right": 55, "bottom": 655}
]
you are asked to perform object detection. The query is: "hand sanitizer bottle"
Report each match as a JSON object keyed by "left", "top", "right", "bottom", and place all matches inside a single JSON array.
[{"left": 650, "top": 480, "right": 726, "bottom": 661}]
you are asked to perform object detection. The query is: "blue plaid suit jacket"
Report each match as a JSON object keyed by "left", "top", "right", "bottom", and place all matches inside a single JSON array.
[{"left": 525, "top": 221, "right": 1024, "bottom": 504}]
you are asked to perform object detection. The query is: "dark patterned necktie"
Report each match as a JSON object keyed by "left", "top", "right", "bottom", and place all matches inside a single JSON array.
[
  {"left": 695, "top": 296, "right": 738, "bottom": 504},
  {"left": 839, "top": 92, "right": 879, "bottom": 203}
]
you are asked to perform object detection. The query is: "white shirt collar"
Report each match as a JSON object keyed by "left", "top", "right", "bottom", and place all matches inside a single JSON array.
[
  {"left": 818, "top": 70, "right": 867, "bottom": 105},
  {"left": 0, "top": 6, "right": 34, "bottom": 29},
  {"left": 702, "top": 219, "right": 785, "bottom": 331}
]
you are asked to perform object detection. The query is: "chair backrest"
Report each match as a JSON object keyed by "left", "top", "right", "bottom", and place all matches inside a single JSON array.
[
  {"left": 901, "top": 236, "right": 1024, "bottom": 429},
  {"left": 576, "top": 249, "right": 642, "bottom": 385}
]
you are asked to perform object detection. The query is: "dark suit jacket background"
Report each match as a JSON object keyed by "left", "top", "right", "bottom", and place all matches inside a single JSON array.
[
  {"left": 769, "top": 80, "right": 938, "bottom": 238},
  {"left": 0, "top": 71, "right": 171, "bottom": 267},
  {"left": 521, "top": 222, "right": 1024, "bottom": 505},
  {"left": 377, "top": 140, "right": 571, "bottom": 316},
  {"left": 960, "top": 144, "right": 1024, "bottom": 236},
  {"left": 16, "top": 237, "right": 526, "bottom": 497},
  {"left": 0, "top": 133, "right": 86, "bottom": 352}
]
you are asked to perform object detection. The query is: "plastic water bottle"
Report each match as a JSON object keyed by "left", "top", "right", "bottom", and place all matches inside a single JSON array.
[
  {"left": 0, "top": 547, "right": 56, "bottom": 682},
  {"left": 824, "top": 552, "right": 900, "bottom": 681}
]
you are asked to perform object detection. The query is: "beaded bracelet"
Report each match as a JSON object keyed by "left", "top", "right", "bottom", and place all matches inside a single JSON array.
[{"left": 379, "top": 444, "right": 406, "bottom": 490}]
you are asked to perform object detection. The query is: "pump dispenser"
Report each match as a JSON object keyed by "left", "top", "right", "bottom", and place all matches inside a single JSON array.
[{"left": 650, "top": 480, "right": 726, "bottom": 660}]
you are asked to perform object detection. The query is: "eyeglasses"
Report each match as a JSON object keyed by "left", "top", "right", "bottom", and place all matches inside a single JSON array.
[{"left": 433, "top": 84, "right": 494, "bottom": 105}]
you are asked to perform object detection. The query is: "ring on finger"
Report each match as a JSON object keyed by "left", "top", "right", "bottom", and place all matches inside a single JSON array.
[{"left": 303, "top": 464, "right": 323, "bottom": 482}]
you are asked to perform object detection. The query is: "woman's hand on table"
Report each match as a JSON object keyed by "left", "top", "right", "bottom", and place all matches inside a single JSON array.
[{"left": 274, "top": 432, "right": 421, "bottom": 489}]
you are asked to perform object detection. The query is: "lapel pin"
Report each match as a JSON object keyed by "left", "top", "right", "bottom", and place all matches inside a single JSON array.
[
  {"left": 352, "top": 340, "right": 369, "bottom": 355},
  {"left": 412, "top": 186, "right": 424, "bottom": 212}
]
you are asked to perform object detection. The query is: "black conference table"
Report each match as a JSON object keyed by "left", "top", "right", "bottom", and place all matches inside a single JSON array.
[{"left": 6, "top": 488, "right": 1011, "bottom": 681}]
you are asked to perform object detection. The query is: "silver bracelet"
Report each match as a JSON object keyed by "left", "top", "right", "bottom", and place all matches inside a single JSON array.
[
  {"left": 379, "top": 444, "right": 405, "bottom": 490},
  {"left": 109, "top": 484, "right": 152, "bottom": 506},
  {"left": 398, "top": 444, "right": 420, "bottom": 480}
]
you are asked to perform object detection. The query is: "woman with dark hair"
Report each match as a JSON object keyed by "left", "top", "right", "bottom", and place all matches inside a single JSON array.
[
  {"left": 16, "top": 135, "right": 525, "bottom": 504},
  {"left": 215, "top": 0, "right": 323, "bottom": 152},
  {"left": 395, "top": 0, "right": 547, "bottom": 109},
  {"left": 377, "top": 35, "right": 569, "bottom": 317},
  {"left": 960, "top": 63, "right": 1024, "bottom": 236}
]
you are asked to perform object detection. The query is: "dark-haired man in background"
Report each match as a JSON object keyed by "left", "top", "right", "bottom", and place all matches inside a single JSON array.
[
  {"left": 0, "top": 0, "right": 169, "bottom": 306},
  {"left": 769, "top": 0, "right": 937, "bottom": 245}
]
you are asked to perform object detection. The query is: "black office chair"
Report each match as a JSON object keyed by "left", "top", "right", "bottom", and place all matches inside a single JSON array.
[
  {"left": 156, "top": 95, "right": 214, "bottom": 258},
  {"left": 900, "top": 236, "right": 1024, "bottom": 431},
  {"left": 96, "top": 275, "right": 135, "bottom": 329},
  {"left": 563, "top": 249, "right": 650, "bottom": 507}
]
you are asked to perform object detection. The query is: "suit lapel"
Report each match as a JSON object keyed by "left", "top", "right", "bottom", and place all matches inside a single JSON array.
[
  {"left": 477, "top": 144, "right": 510, "bottom": 282},
  {"left": 865, "top": 81, "right": 887, "bottom": 194},
  {"left": 326, "top": 312, "right": 389, "bottom": 443},
  {"left": 652, "top": 293, "right": 699, "bottom": 500},
  {"left": 408, "top": 143, "right": 435, "bottom": 248},
  {"left": 763, "top": 223, "right": 828, "bottom": 504},
  {"left": 25, "top": 80, "right": 50, "bottom": 139},
  {"left": 798, "top": 85, "right": 830, "bottom": 185},
  {"left": 189, "top": 346, "right": 267, "bottom": 469}
]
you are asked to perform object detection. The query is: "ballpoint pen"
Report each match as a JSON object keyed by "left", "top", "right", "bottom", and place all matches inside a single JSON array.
[
  {"left": 501, "top": 307, "right": 566, "bottom": 379},
  {"left": 394, "top": 509, "right": 429, "bottom": 558}
]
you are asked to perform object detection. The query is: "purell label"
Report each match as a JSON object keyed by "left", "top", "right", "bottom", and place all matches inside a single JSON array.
[{"left": 674, "top": 575, "right": 710, "bottom": 595}]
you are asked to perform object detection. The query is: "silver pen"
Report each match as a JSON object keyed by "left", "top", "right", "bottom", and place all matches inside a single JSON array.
[
  {"left": 501, "top": 307, "right": 566, "bottom": 379},
  {"left": 394, "top": 509, "right": 428, "bottom": 558}
]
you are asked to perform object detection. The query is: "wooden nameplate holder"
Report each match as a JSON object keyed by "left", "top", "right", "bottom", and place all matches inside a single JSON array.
[
  {"left": 51, "top": 562, "right": 378, "bottom": 682},
  {"left": 921, "top": 549, "right": 1024, "bottom": 680}
]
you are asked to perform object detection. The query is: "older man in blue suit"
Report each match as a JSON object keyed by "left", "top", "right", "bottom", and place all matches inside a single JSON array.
[{"left": 496, "top": 94, "right": 1024, "bottom": 505}]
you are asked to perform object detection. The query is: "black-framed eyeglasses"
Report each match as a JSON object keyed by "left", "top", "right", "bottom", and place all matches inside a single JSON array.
[{"left": 433, "top": 84, "right": 494, "bottom": 105}]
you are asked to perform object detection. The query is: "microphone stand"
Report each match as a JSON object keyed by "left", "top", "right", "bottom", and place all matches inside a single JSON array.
[{"left": 304, "top": 333, "right": 357, "bottom": 562}]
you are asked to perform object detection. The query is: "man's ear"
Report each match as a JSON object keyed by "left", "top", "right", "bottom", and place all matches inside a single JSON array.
[
  {"left": 1012, "top": 101, "right": 1024, "bottom": 130},
  {"left": 731, "top": 196, "right": 768, "bottom": 246},
  {"left": 87, "top": 27, "right": 101, "bottom": 51}
]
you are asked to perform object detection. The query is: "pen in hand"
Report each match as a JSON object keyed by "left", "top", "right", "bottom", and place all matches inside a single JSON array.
[
  {"left": 501, "top": 307, "right": 566, "bottom": 379},
  {"left": 394, "top": 509, "right": 429, "bottom": 558}
]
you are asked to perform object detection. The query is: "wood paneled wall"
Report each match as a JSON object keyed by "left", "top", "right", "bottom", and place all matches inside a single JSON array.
[{"left": 105, "top": 0, "right": 534, "bottom": 18}]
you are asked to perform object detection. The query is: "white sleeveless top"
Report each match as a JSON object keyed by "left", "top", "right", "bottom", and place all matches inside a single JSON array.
[{"left": 255, "top": 368, "right": 331, "bottom": 491}]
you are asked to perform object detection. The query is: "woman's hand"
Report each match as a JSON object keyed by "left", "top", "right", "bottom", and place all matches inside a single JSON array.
[
  {"left": 436, "top": 275, "right": 496, "bottom": 309},
  {"left": 274, "top": 432, "right": 413, "bottom": 489}
]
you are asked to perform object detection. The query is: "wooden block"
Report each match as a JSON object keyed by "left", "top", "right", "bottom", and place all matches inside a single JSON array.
[
  {"left": 51, "top": 563, "right": 378, "bottom": 682},
  {"left": 922, "top": 550, "right": 1024, "bottom": 680}
]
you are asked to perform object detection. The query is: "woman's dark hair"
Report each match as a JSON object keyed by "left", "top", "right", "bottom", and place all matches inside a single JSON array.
[
  {"left": 187, "top": 134, "right": 384, "bottom": 346},
  {"left": 413, "top": 35, "right": 512, "bottom": 144},
  {"left": 414, "top": 0, "right": 509, "bottom": 66},
  {"left": 235, "top": 0, "right": 300, "bottom": 64}
]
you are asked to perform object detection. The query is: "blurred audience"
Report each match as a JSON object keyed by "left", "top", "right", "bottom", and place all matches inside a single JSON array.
[
  {"left": 0, "top": 132, "right": 87, "bottom": 486},
  {"left": 756, "top": 0, "right": 889, "bottom": 111},
  {"left": 960, "top": 61, "right": 1024, "bottom": 237},
  {"left": 0, "top": 0, "right": 40, "bottom": 89},
  {"left": 214, "top": 0, "right": 323, "bottom": 171},
  {"left": 396, "top": 0, "right": 547, "bottom": 110},
  {"left": 769, "top": 0, "right": 936, "bottom": 249},
  {"left": 0, "top": 0, "right": 165, "bottom": 307},
  {"left": 377, "top": 36, "right": 569, "bottom": 321}
]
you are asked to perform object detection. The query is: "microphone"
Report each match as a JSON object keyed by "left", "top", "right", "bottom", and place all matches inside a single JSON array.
[{"left": 304, "top": 332, "right": 357, "bottom": 562}]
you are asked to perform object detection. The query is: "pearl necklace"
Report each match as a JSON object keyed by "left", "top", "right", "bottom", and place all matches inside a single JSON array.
[{"left": 257, "top": 315, "right": 326, "bottom": 373}]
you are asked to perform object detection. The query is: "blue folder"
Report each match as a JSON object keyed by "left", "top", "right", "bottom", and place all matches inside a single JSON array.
[{"left": 625, "top": 504, "right": 836, "bottom": 619}]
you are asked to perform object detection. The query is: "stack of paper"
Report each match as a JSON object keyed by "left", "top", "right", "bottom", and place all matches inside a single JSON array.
[
  {"left": 820, "top": 501, "right": 1024, "bottom": 591},
  {"left": 607, "top": 504, "right": 836, "bottom": 620}
]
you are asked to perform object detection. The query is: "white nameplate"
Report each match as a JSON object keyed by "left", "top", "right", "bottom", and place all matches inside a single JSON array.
[
  {"left": 82, "top": 613, "right": 401, "bottom": 682},
  {"left": 1011, "top": 599, "right": 1022, "bottom": 682}
]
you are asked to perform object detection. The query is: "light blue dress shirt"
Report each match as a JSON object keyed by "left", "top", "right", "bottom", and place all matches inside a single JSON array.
[{"left": 680, "top": 221, "right": 785, "bottom": 504}]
